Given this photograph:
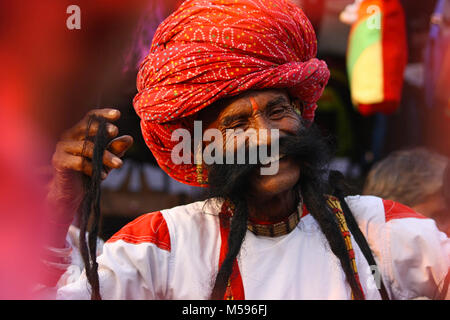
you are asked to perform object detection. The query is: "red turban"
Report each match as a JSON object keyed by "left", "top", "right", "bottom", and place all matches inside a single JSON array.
[{"left": 133, "top": 0, "right": 330, "bottom": 187}]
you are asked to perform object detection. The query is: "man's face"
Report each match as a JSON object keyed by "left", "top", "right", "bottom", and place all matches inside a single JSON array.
[{"left": 200, "top": 89, "right": 303, "bottom": 198}]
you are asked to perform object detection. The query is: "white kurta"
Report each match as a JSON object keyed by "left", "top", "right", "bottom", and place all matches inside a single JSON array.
[{"left": 56, "top": 195, "right": 450, "bottom": 300}]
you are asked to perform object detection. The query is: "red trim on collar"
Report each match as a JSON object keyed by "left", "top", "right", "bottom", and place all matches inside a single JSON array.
[{"left": 301, "top": 203, "right": 310, "bottom": 218}]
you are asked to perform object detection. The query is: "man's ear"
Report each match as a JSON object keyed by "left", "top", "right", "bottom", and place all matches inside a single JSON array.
[
  {"left": 291, "top": 97, "right": 302, "bottom": 109},
  {"left": 290, "top": 97, "right": 303, "bottom": 117}
]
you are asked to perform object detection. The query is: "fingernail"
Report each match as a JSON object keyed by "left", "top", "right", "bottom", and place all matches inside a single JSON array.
[
  {"left": 112, "top": 157, "right": 123, "bottom": 167},
  {"left": 101, "top": 171, "right": 107, "bottom": 179},
  {"left": 109, "top": 110, "right": 119, "bottom": 116},
  {"left": 108, "top": 125, "right": 118, "bottom": 135}
]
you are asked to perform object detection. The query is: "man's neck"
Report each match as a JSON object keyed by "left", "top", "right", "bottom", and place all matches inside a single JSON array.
[{"left": 246, "top": 188, "right": 300, "bottom": 223}]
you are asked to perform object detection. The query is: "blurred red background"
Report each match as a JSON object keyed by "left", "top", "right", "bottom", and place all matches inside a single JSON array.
[
  {"left": 0, "top": 0, "right": 182, "bottom": 299},
  {"left": 0, "top": 0, "right": 447, "bottom": 299}
]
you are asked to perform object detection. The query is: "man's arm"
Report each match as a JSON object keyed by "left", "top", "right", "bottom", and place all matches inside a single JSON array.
[
  {"left": 40, "top": 108, "right": 133, "bottom": 293},
  {"left": 346, "top": 196, "right": 450, "bottom": 300},
  {"left": 383, "top": 200, "right": 450, "bottom": 300},
  {"left": 54, "top": 211, "right": 172, "bottom": 300}
]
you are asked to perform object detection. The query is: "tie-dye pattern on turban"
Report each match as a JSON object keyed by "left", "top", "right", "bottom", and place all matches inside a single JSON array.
[{"left": 133, "top": 0, "right": 330, "bottom": 187}]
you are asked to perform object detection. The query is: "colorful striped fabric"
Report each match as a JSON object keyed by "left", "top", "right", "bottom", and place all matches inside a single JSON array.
[{"left": 347, "top": 0, "right": 407, "bottom": 116}]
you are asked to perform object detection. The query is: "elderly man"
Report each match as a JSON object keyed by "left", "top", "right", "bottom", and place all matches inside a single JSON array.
[{"left": 43, "top": 0, "right": 449, "bottom": 300}]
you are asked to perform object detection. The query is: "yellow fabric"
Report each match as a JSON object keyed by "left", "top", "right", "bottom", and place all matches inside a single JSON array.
[
  {"left": 326, "top": 196, "right": 361, "bottom": 300},
  {"left": 351, "top": 41, "right": 384, "bottom": 104}
]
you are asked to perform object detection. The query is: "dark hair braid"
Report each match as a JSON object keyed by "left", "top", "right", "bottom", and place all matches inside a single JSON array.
[
  {"left": 77, "top": 115, "right": 109, "bottom": 300},
  {"left": 300, "top": 167, "right": 365, "bottom": 300},
  {"left": 210, "top": 196, "right": 249, "bottom": 299}
]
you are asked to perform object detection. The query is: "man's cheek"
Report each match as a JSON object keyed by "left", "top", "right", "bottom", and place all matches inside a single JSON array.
[
  {"left": 260, "top": 160, "right": 280, "bottom": 176},
  {"left": 278, "top": 115, "right": 302, "bottom": 134}
]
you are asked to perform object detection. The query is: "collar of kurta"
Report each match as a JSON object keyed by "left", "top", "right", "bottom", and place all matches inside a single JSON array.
[
  {"left": 220, "top": 198, "right": 307, "bottom": 237},
  {"left": 247, "top": 207, "right": 303, "bottom": 237}
]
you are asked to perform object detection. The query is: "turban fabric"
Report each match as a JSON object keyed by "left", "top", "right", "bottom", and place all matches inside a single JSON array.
[{"left": 133, "top": 0, "right": 330, "bottom": 187}]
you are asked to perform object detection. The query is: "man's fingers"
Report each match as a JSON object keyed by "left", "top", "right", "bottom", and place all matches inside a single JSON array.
[
  {"left": 57, "top": 140, "right": 123, "bottom": 170},
  {"left": 65, "top": 121, "right": 119, "bottom": 141},
  {"left": 107, "top": 135, "right": 134, "bottom": 157},
  {"left": 53, "top": 153, "right": 107, "bottom": 179},
  {"left": 86, "top": 108, "right": 121, "bottom": 121},
  {"left": 61, "top": 108, "right": 121, "bottom": 140},
  {"left": 54, "top": 108, "right": 126, "bottom": 182}
]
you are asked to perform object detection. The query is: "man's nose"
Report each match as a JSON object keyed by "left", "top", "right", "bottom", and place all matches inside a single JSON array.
[
  {"left": 248, "top": 97, "right": 274, "bottom": 146},
  {"left": 252, "top": 114, "right": 285, "bottom": 149}
]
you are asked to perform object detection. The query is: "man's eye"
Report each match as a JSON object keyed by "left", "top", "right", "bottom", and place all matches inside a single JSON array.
[
  {"left": 228, "top": 121, "right": 247, "bottom": 129},
  {"left": 269, "top": 106, "right": 288, "bottom": 118}
]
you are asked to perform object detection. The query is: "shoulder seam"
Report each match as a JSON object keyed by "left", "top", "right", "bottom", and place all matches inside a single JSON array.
[
  {"left": 383, "top": 199, "right": 427, "bottom": 223},
  {"left": 107, "top": 211, "right": 171, "bottom": 252}
]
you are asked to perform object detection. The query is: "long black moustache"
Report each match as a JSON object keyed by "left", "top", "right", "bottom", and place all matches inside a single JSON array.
[
  {"left": 279, "top": 127, "right": 332, "bottom": 169},
  {"left": 77, "top": 115, "right": 109, "bottom": 300},
  {"left": 207, "top": 125, "right": 332, "bottom": 200}
]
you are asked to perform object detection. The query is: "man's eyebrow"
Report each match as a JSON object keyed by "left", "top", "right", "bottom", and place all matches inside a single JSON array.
[
  {"left": 264, "top": 96, "right": 290, "bottom": 110},
  {"left": 220, "top": 95, "right": 290, "bottom": 127},
  {"left": 221, "top": 113, "right": 248, "bottom": 127}
]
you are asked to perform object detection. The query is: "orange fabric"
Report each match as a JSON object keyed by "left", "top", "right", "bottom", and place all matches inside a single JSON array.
[
  {"left": 357, "top": 101, "right": 399, "bottom": 116},
  {"left": 380, "top": 0, "right": 407, "bottom": 109},
  {"left": 351, "top": 0, "right": 407, "bottom": 116},
  {"left": 383, "top": 199, "right": 427, "bottom": 222},
  {"left": 107, "top": 211, "right": 171, "bottom": 251}
]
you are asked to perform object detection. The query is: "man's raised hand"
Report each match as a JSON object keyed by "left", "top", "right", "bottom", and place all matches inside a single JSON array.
[{"left": 47, "top": 108, "right": 133, "bottom": 219}]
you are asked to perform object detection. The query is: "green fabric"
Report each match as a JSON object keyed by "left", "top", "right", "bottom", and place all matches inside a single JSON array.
[{"left": 347, "top": 15, "right": 382, "bottom": 83}]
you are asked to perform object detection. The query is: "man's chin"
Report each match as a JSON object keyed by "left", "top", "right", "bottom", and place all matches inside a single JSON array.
[{"left": 249, "top": 157, "right": 300, "bottom": 198}]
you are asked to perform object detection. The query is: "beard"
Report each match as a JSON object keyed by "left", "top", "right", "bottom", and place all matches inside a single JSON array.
[{"left": 206, "top": 123, "right": 332, "bottom": 202}]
